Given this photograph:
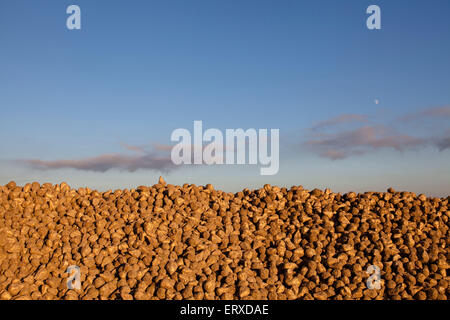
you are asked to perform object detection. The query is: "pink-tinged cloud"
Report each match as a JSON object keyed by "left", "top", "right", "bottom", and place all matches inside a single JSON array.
[
  {"left": 152, "top": 143, "right": 174, "bottom": 152},
  {"left": 24, "top": 153, "right": 176, "bottom": 173},
  {"left": 311, "top": 114, "right": 368, "bottom": 131},
  {"left": 119, "top": 142, "right": 146, "bottom": 153},
  {"left": 400, "top": 106, "right": 450, "bottom": 121},
  {"left": 23, "top": 143, "right": 176, "bottom": 172},
  {"left": 22, "top": 140, "right": 241, "bottom": 173},
  {"left": 304, "top": 125, "right": 425, "bottom": 159}
]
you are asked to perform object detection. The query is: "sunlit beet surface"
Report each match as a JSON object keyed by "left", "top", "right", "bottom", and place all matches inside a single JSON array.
[{"left": 0, "top": 178, "right": 448, "bottom": 300}]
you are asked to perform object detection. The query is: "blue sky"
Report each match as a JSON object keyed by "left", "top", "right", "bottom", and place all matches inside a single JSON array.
[{"left": 1, "top": 0, "right": 449, "bottom": 196}]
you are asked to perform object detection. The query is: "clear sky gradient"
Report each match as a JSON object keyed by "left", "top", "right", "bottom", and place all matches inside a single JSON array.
[{"left": 1, "top": 0, "right": 449, "bottom": 196}]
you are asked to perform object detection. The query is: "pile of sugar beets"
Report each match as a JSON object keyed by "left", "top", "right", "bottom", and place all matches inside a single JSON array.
[{"left": 0, "top": 178, "right": 448, "bottom": 300}]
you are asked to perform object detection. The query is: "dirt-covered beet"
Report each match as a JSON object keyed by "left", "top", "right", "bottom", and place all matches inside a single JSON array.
[{"left": 0, "top": 179, "right": 448, "bottom": 300}]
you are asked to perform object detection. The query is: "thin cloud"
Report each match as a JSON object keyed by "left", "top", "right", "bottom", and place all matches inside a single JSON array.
[
  {"left": 119, "top": 142, "right": 146, "bottom": 153},
  {"left": 23, "top": 144, "right": 176, "bottom": 173},
  {"left": 311, "top": 114, "right": 368, "bottom": 131},
  {"left": 304, "top": 125, "right": 424, "bottom": 160},
  {"left": 434, "top": 135, "right": 450, "bottom": 151},
  {"left": 24, "top": 153, "right": 175, "bottom": 173},
  {"left": 302, "top": 105, "right": 450, "bottom": 160},
  {"left": 400, "top": 106, "right": 450, "bottom": 122},
  {"left": 152, "top": 143, "right": 174, "bottom": 152},
  {"left": 22, "top": 140, "right": 243, "bottom": 173}
]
